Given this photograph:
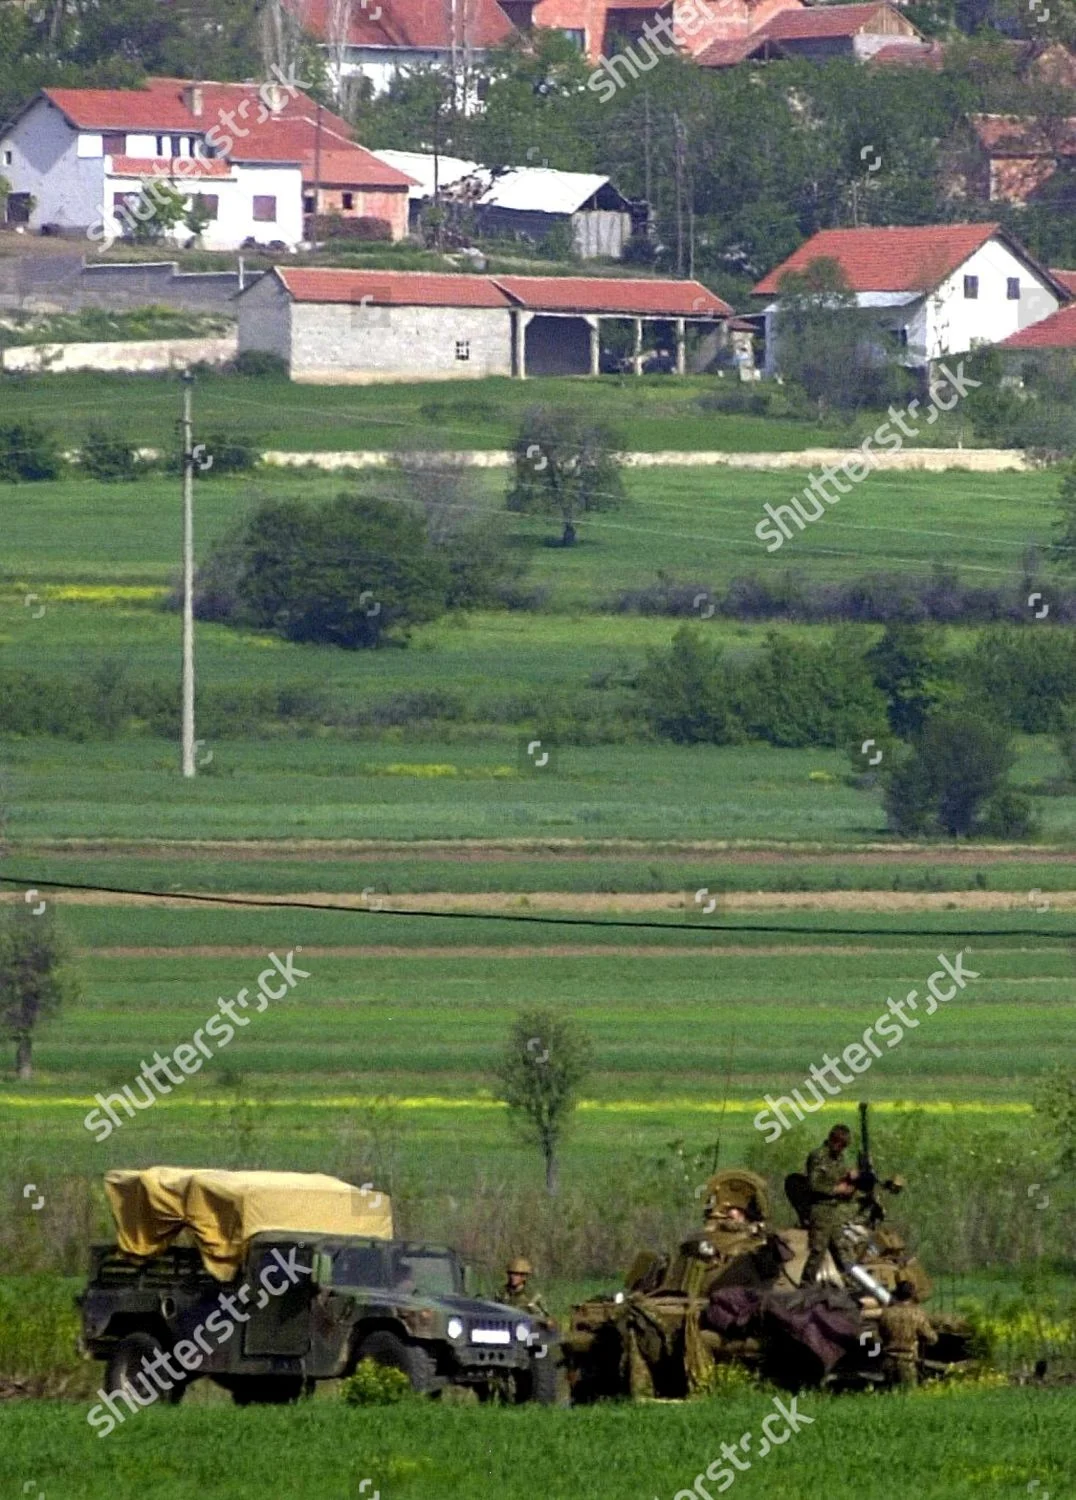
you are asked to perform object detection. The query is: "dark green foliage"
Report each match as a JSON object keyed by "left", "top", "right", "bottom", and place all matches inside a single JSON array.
[
  {"left": 506, "top": 406, "right": 626, "bottom": 546},
  {"left": 0, "top": 904, "right": 80, "bottom": 1080},
  {"left": 773, "top": 259, "right": 910, "bottom": 413},
  {"left": 79, "top": 427, "right": 139, "bottom": 481},
  {"left": 882, "top": 711, "right": 1021, "bottom": 838},
  {"left": 0, "top": 420, "right": 62, "bottom": 481},
  {"left": 1035, "top": 1068, "right": 1076, "bottom": 1170},
  {"left": 1051, "top": 462, "right": 1076, "bottom": 570},
  {"left": 959, "top": 628, "right": 1076, "bottom": 732},
  {"left": 736, "top": 630, "right": 887, "bottom": 749},
  {"left": 232, "top": 351, "right": 288, "bottom": 379},
  {"left": 865, "top": 623, "right": 945, "bottom": 738},
  {"left": 494, "top": 1008, "right": 593, "bottom": 1194},
  {"left": 637, "top": 626, "right": 740, "bottom": 745},
  {"left": 204, "top": 492, "right": 449, "bottom": 648}
]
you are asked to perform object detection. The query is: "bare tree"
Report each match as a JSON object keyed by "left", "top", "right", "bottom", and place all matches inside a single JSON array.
[
  {"left": 0, "top": 902, "right": 80, "bottom": 1081},
  {"left": 494, "top": 1009, "right": 592, "bottom": 1195},
  {"left": 326, "top": 0, "right": 355, "bottom": 106}
]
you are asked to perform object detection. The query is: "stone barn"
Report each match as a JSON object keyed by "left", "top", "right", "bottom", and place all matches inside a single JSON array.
[{"left": 236, "top": 267, "right": 731, "bottom": 382}]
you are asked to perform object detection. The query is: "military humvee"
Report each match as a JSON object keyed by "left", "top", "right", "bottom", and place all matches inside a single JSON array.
[{"left": 79, "top": 1168, "right": 556, "bottom": 1408}]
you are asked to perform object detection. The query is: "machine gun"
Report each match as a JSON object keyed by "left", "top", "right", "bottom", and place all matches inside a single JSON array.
[{"left": 856, "top": 1101, "right": 904, "bottom": 1226}]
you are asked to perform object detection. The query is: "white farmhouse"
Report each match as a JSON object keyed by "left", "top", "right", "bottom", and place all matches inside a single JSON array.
[
  {"left": 0, "top": 78, "right": 412, "bottom": 250},
  {"left": 752, "top": 223, "right": 1069, "bottom": 373}
]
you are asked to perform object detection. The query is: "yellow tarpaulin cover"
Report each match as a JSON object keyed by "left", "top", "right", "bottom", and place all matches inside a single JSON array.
[{"left": 104, "top": 1167, "right": 393, "bottom": 1281}]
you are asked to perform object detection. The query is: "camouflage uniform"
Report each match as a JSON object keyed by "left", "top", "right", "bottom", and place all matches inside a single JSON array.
[
  {"left": 502, "top": 1280, "right": 553, "bottom": 1324},
  {"left": 878, "top": 1303, "right": 936, "bottom": 1388},
  {"left": 801, "top": 1142, "right": 855, "bottom": 1285}
]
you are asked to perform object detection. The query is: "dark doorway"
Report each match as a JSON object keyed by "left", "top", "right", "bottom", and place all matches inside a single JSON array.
[{"left": 524, "top": 315, "right": 591, "bottom": 376}]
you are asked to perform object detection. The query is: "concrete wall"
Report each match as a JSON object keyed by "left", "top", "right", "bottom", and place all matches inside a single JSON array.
[
  {"left": 1, "top": 335, "right": 236, "bottom": 373},
  {"left": 0, "top": 258, "right": 266, "bottom": 313},
  {"left": 285, "top": 300, "right": 513, "bottom": 382}
]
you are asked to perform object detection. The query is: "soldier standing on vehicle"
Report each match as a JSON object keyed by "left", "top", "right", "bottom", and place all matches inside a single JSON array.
[
  {"left": 502, "top": 1257, "right": 555, "bottom": 1328},
  {"left": 801, "top": 1123, "right": 860, "bottom": 1285},
  {"left": 878, "top": 1280, "right": 937, "bottom": 1387}
]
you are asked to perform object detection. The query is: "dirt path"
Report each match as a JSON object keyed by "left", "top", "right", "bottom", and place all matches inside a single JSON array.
[{"left": 28, "top": 888, "right": 1076, "bottom": 911}]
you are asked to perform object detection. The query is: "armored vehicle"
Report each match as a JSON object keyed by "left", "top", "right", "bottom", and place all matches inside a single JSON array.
[
  {"left": 79, "top": 1168, "right": 556, "bottom": 1411},
  {"left": 565, "top": 1129, "right": 974, "bottom": 1400}
]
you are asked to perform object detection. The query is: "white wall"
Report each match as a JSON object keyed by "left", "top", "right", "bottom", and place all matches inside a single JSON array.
[
  {"left": 98, "top": 162, "right": 304, "bottom": 252},
  {"left": 1, "top": 97, "right": 104, "bottom": 230},
  {"left": 2, "top": 335, "right": 235, "bottom": 374},
  {"left": 925, "top": 238, "right": 1060, "bottom": 360}
]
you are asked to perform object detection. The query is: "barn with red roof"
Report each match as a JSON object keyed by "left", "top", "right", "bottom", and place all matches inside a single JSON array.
[{"left": 237, "top": 265, "right": 731, "bottom": 381}]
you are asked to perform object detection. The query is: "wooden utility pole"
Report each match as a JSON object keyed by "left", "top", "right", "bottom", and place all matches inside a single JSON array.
[{"left": 180, "top": 372, "right": 196, "bottom": 779}]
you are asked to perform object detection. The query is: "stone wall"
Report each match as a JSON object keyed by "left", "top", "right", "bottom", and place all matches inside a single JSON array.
[
  {"left": 288, "top": 301, "right": 513, "bottom": 382},
  {"left": 1, "top": 335, "right": 236, "bottom": 373}
]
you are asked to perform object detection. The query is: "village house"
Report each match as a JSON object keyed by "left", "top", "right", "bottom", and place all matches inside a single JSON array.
[
  {"left": 946, "top": 115, "right": 1076, "bottom": 206},
  {"left": 696, "top": 1, "right": 922, "bottom": 69},
  {"left": 0, "top": 78, "right": 414, "bottom": 248},
  {"left": 752, "top": 223, "right": 1069, "bottom": 374},
  {"left": 236, "top": 265, "right": 730, "bottom": 380}
]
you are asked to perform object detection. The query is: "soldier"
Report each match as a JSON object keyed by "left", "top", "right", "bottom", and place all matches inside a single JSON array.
[
  {"left": 502, "top": 1256, "right": 555, "bottom": 1328},
  {"left": 878, "top": 1279, "right": 937, "bottom": 1388},
  {"left": 800, "top": 1123, "right": 860, "bottom": 1286}
]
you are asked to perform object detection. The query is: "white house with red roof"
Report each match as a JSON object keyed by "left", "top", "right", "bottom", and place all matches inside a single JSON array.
[
  {"left": 752, "top": 223, "right": 1069, "bottom": 373},
  {"left": 0, "top": 78, "right": 414, "bottom": 248},
  {"left": 236, "top": 265, "right": 730, "bottom": 380}
]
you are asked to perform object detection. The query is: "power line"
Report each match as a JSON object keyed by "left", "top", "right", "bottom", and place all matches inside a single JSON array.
[{"left": 0, "top": 873, "right": 1071, "bottom": 940}]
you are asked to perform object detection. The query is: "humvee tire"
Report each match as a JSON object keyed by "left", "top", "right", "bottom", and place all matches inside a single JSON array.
[
  {"left": 522, "top": 1349, "right": 560, "bottom": 1405},
  {"left": 106, "top": 1333, "right": 187, "bottom": 1405},
  {"left": 229, "top": 1376, "right": 306, "bottom": 1406},
  {"left": 355, "top": 1329, "right": 438, "bottom": 1394}
]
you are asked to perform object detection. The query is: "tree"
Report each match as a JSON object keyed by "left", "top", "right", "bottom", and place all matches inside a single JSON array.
[
  {"left": 882, "top": 710, "right": 1023, "bottom": 837},
  {"left": 865, "top": 623, "right": 946, "bottom": 739},
  {"left": 506, "top": 407, "right": 626, "bottom": 547},
  {"left": 637, "top": 626, "right": 739, "bottom": 744},
  {"left": 126, "top": 179, "right": 187, "bottom": 244},
  {"left": 773, "top": 258, "right": 908, "bottom": 414},
  {"left": 0, "top": 903, "right": 79, "bottom": 1080},
  {"left": 494, "top": 1009, "right": 592, "bottom": 1195},
  {"left": 1051, "top": 463, "right": 1076, "bottom": 569},
  {"left": 198, "top": 491, "right": 449, "bottom": 647},
  {"left": 183, "top": 193, "right": 215, "bottom": 247}
]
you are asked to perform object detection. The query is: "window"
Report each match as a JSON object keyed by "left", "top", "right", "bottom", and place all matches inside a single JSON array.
[
  {"left": 303, "top": 193, "right": 315, "bottom": 214},
  {"left": 4, "top": 148, "right": 13, "bottom": 165},
  {"left": 191, "top": 193, "right": 219, "bottom": 221},
  {"left": 102, "top": 133, "right": 125, "bottom": 156},
  {"left": 1007, "top": 277, "right": 1020, "bottom": 300},
  {"left": 560, "top": 26, "right": 585, "bottom": 47},
  {"left": 112, "top": 192, "right": 137, "bottom": 213},
  {"left": 342, "top": 191, "right": 354, "bottom": 211},
  {"left": 253, "top": 195, "right": 277, "bottom": 222},
  {"left": 963, "top": 275, "right": 979, "bottom": 299},
  {"left": 156, "top": 135, "right": 166, "bottom": 156},
  {"left": 455, "top": 340, "right": 470, "bottom": 361}
]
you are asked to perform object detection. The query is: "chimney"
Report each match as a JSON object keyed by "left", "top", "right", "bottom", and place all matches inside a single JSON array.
[{"left": 184, "top": 84, "right": 204, "bottom": 117}]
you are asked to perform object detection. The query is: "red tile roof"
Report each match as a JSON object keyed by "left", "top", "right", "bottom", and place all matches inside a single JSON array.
[
  {"left": 42, "top": 78, "right": 351, "bottom": 136},
  {"left": 755, "top": 2, "right": 916, "bottom": 40},
  {"left": 868, "top": 39, "right": 946, "bottom": 67},
  {"left": 304, "top": 147, "right": 414, "bottom": 188},
  {"left": 1002, "top": 303, "right": 1076, "bottom": 348},
  {"left": 274, "top": 268, "right": 513, "bottom": 307},
  {"left": 495, "top": 275, "right": 732, "bottom": 315},
  {"left": 268, "top": 267, "right": 733, "bottom": 316},
  {"left": 288, "top": 0, "right": 513, "bottom": 50},
  {"left": 752, "top": 224, "right": 1002, "bottom": 296},
  {"left": 107, "top": 155, "right": 233, "bottom": 178},
  {"left": 970, "top": 113, "right": 1076, "bottom": 157},
  {"left": 696, "top": 36, "right": 759, "bottom": 66},
  {"left": 1050, "top": 268, "right": 1076, "bottom": 294}
]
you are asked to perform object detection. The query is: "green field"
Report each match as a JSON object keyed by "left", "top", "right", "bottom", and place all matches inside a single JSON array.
[
  {"left": 0, "top": 370, "right": 986, "bottom": 455},
  {"left": 3, "top": 1386, "right": 1072, "bottom": 1500},
  {"left": 1, "top": 373, "right": 1074, "bottom": 1497}
]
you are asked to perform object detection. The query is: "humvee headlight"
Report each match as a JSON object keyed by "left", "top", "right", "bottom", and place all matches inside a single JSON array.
[
  {"left": 515, "top": 1322, "right": 530, "bottom": 1343},
  {"left": 447, "top": 1317, "right": 464, "bottom": 1341}
]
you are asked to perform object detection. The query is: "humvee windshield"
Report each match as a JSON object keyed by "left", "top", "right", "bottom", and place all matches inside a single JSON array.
[{"left": 331, "top": 1242, "right": 462, "bottom": 1296}]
